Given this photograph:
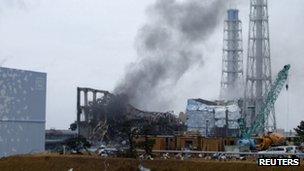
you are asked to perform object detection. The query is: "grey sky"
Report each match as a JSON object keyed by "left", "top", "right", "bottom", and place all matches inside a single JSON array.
[{"left": 0, "top": 0, "right": 303, "bottom": 131}]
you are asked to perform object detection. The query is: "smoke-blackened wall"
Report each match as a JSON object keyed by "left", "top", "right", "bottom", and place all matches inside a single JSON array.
[{"left": 115, "top": 0, "right": 228, "bottom": 111}]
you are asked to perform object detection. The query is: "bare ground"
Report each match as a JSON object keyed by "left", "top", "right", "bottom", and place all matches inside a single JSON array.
[{"left": 0, "top": 154, "right": 303, "bottom": 171}]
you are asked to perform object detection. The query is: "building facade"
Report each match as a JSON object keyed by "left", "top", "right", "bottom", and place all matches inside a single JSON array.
[{"left": 0, "top": 67, "right": 47, "bottom": 157}]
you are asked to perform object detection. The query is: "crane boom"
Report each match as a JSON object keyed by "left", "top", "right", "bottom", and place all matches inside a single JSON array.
[{"left": 243, "top": 64, "right": 291, "bottom": 139}]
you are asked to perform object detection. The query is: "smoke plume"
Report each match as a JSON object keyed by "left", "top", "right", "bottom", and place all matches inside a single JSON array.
[{"left": 115, "top": 0, "right": 227, "bottom": 111}]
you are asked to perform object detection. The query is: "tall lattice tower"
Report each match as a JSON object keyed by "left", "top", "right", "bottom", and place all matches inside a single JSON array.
[
  {"left": 244, "top": 0, "right": 274, "bottom": 132},
  {"left": 220, "top": 9, "right": 244, "bottom": 100}
]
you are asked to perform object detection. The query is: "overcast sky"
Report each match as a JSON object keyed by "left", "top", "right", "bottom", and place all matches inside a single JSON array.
[{"left": 0, "top": 0, "right": 303, "bottom": 131}]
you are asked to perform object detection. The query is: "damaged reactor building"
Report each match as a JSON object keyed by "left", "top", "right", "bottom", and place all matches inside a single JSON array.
[
  {"left": 186, "top": 99, "right": 241, "bottom": 137},
  {"left": 73, "top": 87, "right": 185, "bottom": 146},
  {"left": 73, "top": 87, "right": 242, "bottom": 148}
]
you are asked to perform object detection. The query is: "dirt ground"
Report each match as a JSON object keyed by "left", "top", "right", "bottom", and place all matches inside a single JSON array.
[{"left": 0, "top": 154, "right": 303, "bottom": 171}]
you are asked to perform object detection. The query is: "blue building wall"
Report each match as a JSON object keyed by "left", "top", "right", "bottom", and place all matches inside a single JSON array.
[{"left": 0, "top": 67, "right": 46, "bottom": 157}]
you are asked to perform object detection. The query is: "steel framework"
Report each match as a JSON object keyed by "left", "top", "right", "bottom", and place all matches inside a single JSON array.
[
  {"left": 220, "top": 9, "right": 244, "bottom": 100},
  {"left": 244, "top": 0, "right": 274, "bottom": 131}
]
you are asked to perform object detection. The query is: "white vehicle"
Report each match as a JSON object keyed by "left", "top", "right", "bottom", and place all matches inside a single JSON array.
[
  {"left": 96, "top": 145, "right": 119, "bottom": 157},
  {"left": 258, "top": 146, "right": 299, "bottom": 158}
]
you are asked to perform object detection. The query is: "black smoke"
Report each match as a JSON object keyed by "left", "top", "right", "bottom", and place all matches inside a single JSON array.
[{"left": 115, "top": 0, "right": 228, "bottom": 111}]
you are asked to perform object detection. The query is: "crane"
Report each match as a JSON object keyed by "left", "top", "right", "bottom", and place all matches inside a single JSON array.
[{"left": 239, "top": 64, "right": 291, "bottom": 149}]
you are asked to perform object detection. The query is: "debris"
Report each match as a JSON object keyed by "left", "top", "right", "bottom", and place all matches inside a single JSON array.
[{"left": 138, "top": 164, "right": 151, "bottom": 171}]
